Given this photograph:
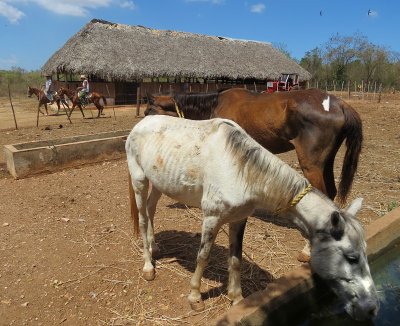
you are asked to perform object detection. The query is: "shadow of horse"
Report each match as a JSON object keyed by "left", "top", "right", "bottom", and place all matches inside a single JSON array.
[{"left": 153, "top": 229, "right": 274, "bottom": 301}]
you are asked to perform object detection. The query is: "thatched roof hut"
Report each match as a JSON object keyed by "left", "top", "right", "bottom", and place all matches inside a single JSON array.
[{"left": 42, "top": 19, "right": 311, "bottom": 82}]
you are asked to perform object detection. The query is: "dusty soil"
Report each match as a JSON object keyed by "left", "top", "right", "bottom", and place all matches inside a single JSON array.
[{"left": 0, "top": 93, "right": 399, "bottom": 325}]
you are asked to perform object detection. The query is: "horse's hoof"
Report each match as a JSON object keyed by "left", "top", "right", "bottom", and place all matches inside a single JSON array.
[
  {"left": 297, "top": 252, "right": 310, "bottom": 263},
  {"left": 189, "top": 298, "right": 205, "bottom": 312},
  {"left": 143, "top": 269, "right": 155, "bottom": 281}
]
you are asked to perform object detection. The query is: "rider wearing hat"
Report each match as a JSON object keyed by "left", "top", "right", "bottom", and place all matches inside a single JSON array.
[{"left": 77, "top": 74, "right": 89, "bottom": 104}]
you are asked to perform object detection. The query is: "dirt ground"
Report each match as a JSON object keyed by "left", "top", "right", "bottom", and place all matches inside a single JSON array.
[{"left": 0, "top": 93, "right": 399, "bottom": 325}]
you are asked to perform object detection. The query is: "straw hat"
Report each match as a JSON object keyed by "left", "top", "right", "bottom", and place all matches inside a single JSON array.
[{"left": 80, "top": 74, "right": 86, "bottom": 79}]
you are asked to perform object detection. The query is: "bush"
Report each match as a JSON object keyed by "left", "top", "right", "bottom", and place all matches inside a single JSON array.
[{"left": 0, "top": 68, "right": 43, "bottom": 97}]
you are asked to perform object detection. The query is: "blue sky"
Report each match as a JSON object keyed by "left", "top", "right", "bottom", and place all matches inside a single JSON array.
[{"left": 0, "top": 0, "right": 398, "bottom": 71}]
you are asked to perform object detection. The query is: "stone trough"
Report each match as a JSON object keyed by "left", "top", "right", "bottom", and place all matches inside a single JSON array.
[
  {"left": 3, "top": 130, "right": 130, "bottom": 179},
  {"left": 214, "top": 206, "right": 400, "bottom": 325}
]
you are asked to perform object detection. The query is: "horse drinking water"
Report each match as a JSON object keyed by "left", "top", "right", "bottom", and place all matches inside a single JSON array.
[{"left": 126, "top": 115, "right": 378, "bottom": 320}]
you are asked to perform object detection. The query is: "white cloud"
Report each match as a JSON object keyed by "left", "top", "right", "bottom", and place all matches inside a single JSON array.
[
  {"left": 0, "top": 0, "right": 136, "bottom": 22},
  {"left": 0, "top": 1, "right": 25, "bottom": 24},
  {"left": 250, "top": 3, "right": 265, "bottom": 14},
  {"left": 120, "top": 0, "right": 135, "bottom": 10}
]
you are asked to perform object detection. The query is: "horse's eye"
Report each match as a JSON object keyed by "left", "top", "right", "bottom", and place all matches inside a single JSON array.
[{"left": 345, "top": 255, "right": 359, "bottom": 264}]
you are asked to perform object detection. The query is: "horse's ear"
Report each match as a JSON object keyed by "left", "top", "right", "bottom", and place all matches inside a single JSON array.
[
  {"left": 147, "top": 92, "right": 154, "bottom": 104},
  {"left": 330, "top": 211, "right": 344, "bottom": 240},
  {"left": 345, "top": 198, "right": 363, "bottom": 216}
]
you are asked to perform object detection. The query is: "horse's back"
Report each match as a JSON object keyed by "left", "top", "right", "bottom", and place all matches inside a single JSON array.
[{"left": 126, "top": 116, "right": 241, "bottom": 207}]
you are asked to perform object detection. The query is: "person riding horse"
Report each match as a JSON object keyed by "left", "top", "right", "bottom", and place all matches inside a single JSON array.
[
  {"left": 44, "top": 75, "right": 55, "bottom": 104},
  {"left": 76, "top": 74, "right": 89, "bottom": 105}
]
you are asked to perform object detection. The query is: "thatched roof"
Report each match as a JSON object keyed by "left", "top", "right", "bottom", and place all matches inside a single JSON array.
[{"left": 42, "top": 19, "right": 311, "bottom": 82}]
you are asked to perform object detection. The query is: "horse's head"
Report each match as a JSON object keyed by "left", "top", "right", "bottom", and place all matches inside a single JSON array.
[
  {"left": 27, "top": 86, "right": 33, "bottom": 97},
  {"left": 309, "top": 198, "right": 379, "bottom": 321},
  {"left": 144, "top": 93, "right": 178, "bottom": 117}
]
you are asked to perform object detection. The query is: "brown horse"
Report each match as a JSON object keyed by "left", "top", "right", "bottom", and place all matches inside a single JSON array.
[
  {"left": 144, "top": 88, "right": 362, "bottom": 206},
  {"left": 57, "top": 87, "right": 107, "bottom": 118},
  {"left": 27, "top": 86, "right": 69, "bottom": 116}
]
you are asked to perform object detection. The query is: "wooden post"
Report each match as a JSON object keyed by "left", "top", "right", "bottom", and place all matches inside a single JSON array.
[
  {"left": 373, "top": 81, "right": 377, "bottom": 100},
  {"left": 348, "top": 80, "right": 351, "bottom": 99},
  {"left": 341, "top": 80, "right": 344, "bottom": 92},
  {"left": 333, "top": 80, "right": 336, "bottom": 93},
  {"left": 105, "top": 84, "right": 116, "bottom": 120},
  {"left": 354, "top": 81, "right": 357, "bottom": 93},
  {"left": 136, "top": 86, "right": 141, "bottom": 117},
  {"left": 378, "top": 84, "right": 382, "bottom": 103},
  {"left": 361, "top": 80, "right": 364, "bottom": 100},
  {"left": 254, "top": 81, "right": 257, "bottom": 92},
  {"left": 7, "top": 84, "right": 18, "bottom": 130}
]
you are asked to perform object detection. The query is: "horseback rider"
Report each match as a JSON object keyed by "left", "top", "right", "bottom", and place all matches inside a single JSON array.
[
  {"left": 44, "top": 75, "right": 55, "bottom": 104},
  {"left": 77, "top": 74, "right": 89, "bottom": 104}
]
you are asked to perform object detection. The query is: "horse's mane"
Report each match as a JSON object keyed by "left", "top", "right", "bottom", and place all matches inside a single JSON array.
[
  {"left": 223, "top": 122, "right": 309, "bottom": 210},
  {"left": 174, "top": 92, "right": 219, "bottom": 119}
]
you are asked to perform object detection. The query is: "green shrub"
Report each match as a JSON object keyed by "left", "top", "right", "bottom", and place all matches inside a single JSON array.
[{"left": 0, "top": 68, "right": 43, "bottom": 97}]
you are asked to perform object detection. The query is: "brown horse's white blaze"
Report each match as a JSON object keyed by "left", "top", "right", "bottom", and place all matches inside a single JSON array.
[{"left": 126, "top": 115, "right": 378, "bottom": 319}]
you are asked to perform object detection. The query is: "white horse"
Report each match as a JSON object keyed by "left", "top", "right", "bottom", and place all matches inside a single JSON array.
[{"left": 126, "top": 115, "right": 378, "bottom": 320}]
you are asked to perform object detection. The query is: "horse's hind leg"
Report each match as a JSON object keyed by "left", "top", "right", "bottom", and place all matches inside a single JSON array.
[
  {"left": 146, "top": 185, "right": 162, "bottom": 257},
  {"left": 79, "top": 105, "right": 85, "bottom": 118},
  {"left": 189, "top": 215, "right": 221, "bottom": 311},
  {"left": 128, "top": 163, "right": 154, "bottom": 280},
  {"left": 44, "top": 104, "right": 49, "bottom": 116},
  {"left": 227, "top": 218, "right": 247, "bottom": 304}
]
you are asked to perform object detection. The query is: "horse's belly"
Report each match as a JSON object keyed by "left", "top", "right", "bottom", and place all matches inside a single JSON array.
[{"left": 150, "top": 175, "right": 203, "bottom": 207}]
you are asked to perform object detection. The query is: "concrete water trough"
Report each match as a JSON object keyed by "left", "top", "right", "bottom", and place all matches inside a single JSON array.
[
  {"left": 215, "top": 206, "right": 400, "bottom": 325},
  {"left": 3, "top": 130, "right": 130, "bottom": 179}
]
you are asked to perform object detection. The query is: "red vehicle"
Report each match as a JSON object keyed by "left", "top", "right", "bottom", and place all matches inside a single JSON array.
[{"left": 266, "top": 73, "right": 299, "bottom": 93}]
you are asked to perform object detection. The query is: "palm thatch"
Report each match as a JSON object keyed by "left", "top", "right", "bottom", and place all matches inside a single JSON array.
[{"left": 42, "top": 19, "right": 311, "bottom": 82}]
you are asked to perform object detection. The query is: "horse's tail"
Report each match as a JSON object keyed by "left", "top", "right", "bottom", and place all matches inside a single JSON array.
[
  {"left": 128, "top": 172, "right": 140, "bottom": 238},
  {"left": 338, "top": 102, "right": 363, "bottom": 205}
]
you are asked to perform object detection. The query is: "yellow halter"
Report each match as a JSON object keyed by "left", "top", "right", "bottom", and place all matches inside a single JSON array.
[
  {"left": 173, "top": 100, "right": 185, "bottom": 118},
  {"left": 275, "top": 184, "right": 313, "bottom": 214}
]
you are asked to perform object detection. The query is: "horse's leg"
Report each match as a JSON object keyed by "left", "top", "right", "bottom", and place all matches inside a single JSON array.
[
  {"left": 131, "top": 174, "right": 154, "bottom": 281},
  {"left": 146, "top": 185, "right": 162, "bottom": 257},
  {"left": 227, "top": 218, "right": 247, "bottom": 304},
  {"left": 78, "top": 104, "right": 85, "bottom": 118},
  {"left": 38, "top": 103, "right": 45, "bottom": 115},
  {"left": 294, "top": 132, "right": 337, "bottom": 262},
  {"left": 188, "top": 215, "right": 220, "bottom": 311},
  {"left": 293, "top": 140, "right": 327, "bottom": 196},
  {"left": 56, "top": 100, "right": 61, "bottom": 115},
  {"left": 44, "top": 103, "right": 49, "bottom": 116},
  {"left": 68, "top": 104, "right": 75, "bottom": 117}
]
